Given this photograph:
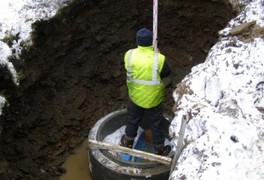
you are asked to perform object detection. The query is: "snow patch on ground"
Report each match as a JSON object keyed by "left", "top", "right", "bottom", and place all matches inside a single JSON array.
[{"left": 170, "top": 0, "right": 264, "bottom": 179}]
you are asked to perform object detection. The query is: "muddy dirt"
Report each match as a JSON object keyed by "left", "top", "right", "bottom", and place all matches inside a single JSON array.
[{"left": 0, "top": 0, "right": 235, "bottom": 179}]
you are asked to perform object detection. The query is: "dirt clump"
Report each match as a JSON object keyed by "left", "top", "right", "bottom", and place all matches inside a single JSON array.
[
  {"left": 229, "top": 20, "right": 264, "bottom": 42},
  {"left": 0, "top": 0, "right": 234, "bottom": 179}
]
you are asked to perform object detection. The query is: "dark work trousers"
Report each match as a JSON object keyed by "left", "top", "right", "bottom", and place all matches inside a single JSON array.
[{"left": 125, "top": 98, "right": 165, "bottom": 148}]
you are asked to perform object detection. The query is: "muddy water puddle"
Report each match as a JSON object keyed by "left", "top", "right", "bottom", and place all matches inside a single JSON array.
[{"left": 60, "top": 140, "right": 93, "bottom": 180}]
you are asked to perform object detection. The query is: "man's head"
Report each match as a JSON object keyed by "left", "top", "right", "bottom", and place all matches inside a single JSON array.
[{"left": 136, "top": 28, "right": 153, "bottom": 47}]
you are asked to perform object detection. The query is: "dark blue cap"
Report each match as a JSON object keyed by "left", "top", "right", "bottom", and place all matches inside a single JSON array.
[{"left": 136, "top": 28, "right": 153, "bottom": 46}]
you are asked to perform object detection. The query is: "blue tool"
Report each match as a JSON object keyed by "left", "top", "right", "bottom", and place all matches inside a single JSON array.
[{"left": 120, "top": 130, "right": 155, "bottom": 162}]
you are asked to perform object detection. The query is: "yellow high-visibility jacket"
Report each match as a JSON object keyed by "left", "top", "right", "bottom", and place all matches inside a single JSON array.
[{"left": 124, "top": 46, "right": 165, "bottom": 108}]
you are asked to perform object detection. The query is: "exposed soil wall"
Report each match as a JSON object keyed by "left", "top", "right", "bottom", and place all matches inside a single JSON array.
[{"left": 0, "top": 0, "right": 235, "bottom": 179}]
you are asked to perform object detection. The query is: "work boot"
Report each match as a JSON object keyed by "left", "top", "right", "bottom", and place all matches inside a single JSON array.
[
  {"left": 154, "top": 145, "right": 171, "bottom": 156},
  {"left": 120, "top": 135, "right": 134, "bottom": 148}
]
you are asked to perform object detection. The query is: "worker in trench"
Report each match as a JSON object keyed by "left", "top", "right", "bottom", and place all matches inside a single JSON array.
[{"left": 121, "top": 28, "right": 172, "bottom": 156}]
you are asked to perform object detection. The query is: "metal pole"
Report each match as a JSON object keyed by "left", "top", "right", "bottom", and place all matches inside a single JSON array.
[
  {"left": 169, "top": 115, "right": 187, "bottom": 177},
  {"left": 153, "top": 0, "right": 158, "bottom": 52}
]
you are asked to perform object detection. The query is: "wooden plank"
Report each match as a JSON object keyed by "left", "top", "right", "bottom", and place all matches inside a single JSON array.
[{"left": 88, "top": 139, "right": 172, "bottom": 165}]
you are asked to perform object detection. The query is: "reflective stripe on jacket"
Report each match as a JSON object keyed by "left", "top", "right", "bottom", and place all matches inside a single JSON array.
[{"left": 124, "top": 46, "right": 165, "bottom": 108}]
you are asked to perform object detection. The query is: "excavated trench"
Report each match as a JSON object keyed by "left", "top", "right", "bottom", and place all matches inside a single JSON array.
[{"left": 0, "top": 0, "right": 235, "bottom": 179}]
